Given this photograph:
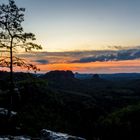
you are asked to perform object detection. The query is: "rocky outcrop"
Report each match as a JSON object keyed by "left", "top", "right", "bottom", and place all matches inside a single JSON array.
[
  {"left": 42, "top": 70, "right": 75, "bottom": 80},
  {"left": 0, "top": 136, "right": 31, "bottom": 140},
  {"left": 92, "top": 74, "right": 100, "bottom": 80},
  {"left": 40, "top": 129, "right": 86, "bottom": 140},
  {"left": 0, "top": 129, "right": 86, "bottom": 140}
]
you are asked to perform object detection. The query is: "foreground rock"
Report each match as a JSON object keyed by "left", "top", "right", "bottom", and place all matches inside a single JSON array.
[
  {"left": 40, "top": 129, "right": 86, "bottom": 140},
  {"left": 0, "top": 108, "right": 17, "bottom": 117},
  {"left": 0, "top": 136, "right": 31, "bottom": 140},
  {"left": 0, "top": 129, "right": 86, "bottom": 140}
]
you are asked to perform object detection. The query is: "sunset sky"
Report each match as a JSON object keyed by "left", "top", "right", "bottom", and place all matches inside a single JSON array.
[{"left": 1, "top": 0, "right": 140, "bottom": 73}]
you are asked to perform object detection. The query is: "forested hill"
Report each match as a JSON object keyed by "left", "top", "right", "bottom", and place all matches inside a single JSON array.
[{"left": 0, "top": 70, "right": 140, "bottom": 140}]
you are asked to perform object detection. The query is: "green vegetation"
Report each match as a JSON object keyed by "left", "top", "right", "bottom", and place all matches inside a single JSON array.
[{"left": 0, "top": 71, "right": 140, "bottom": 140}]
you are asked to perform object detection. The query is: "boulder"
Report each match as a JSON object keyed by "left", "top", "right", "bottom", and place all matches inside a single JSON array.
[{"left": 40, "top": 129, "right": 86, "bottom": 140}]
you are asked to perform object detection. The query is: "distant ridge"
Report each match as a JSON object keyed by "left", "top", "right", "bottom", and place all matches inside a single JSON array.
[
  {"left": 1, "top": 70, "right": 140, "bottom": 81},
  {"left": 75, "top": 72, "right": 140, "bottom": 80}
]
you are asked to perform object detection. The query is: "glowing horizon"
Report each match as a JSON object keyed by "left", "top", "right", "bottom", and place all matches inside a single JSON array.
[{"left": 7, "top": 49, "right": 140, "bottom": 73}]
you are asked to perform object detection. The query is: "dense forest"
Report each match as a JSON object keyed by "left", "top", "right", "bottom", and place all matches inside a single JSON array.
[{"left": 0, "top": 70, "right": 140, "bottom": 140}]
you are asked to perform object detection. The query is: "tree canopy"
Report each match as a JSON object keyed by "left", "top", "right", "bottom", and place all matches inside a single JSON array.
[{"left": 0, "top": 0, "right": 42, "bottom": 72}]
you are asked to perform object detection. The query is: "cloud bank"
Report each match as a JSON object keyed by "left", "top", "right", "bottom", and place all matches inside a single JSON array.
[
  {"left": 35, "top": 59, "right": 49, "bottom": 64},
  {"left": 71, "top": 49, "right": 140, "bottom": 63},
  {"left": 17, "top": 46, "right": 140, "bottom": 64}
]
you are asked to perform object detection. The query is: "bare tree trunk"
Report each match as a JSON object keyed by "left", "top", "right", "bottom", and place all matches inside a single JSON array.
[
  {"left": 8, "top": 38, "right": 14, "bottom": 118},
  {"left": 10, "top": 38, "right": 14, "bottom": 89}
]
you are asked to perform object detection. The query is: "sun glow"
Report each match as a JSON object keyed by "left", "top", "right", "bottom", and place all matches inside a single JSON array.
[{"left": 36, "top": 59, "right": 140, "bottom": 73}]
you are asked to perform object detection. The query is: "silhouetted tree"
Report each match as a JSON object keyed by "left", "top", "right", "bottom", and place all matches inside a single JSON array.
[{"left": 0, "top": 0, "right": 42, "bottom": 114}]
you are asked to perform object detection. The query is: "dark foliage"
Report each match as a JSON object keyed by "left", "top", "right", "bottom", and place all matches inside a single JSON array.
[{"left": 0, "top": 71, "right": 140, "bottom": 139}]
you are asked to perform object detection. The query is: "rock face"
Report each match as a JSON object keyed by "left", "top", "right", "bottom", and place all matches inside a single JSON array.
[
  {"left": 0, "top": 129, "right": 86, "bottom": 140},
  {"left": 42, "top": 70, "right": 75, "bottom": 80},
  {"left": 40, "top": 129, "right": 86, "bottom": 140}
]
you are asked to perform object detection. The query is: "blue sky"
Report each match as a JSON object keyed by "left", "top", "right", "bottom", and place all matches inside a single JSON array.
[{"left": 9, "top": 0, "right": 140, "bottom": 52}]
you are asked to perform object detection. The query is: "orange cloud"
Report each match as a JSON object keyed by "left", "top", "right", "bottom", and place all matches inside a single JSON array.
[
  {"left": 2, "top": 59, "right": 140, "bottom": 73},
  {"left": 3, "top": 48, "right": 140, "bottom": 73},
  {"left": 37, "top": 59, "right": 140, "bottom": 73}
]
